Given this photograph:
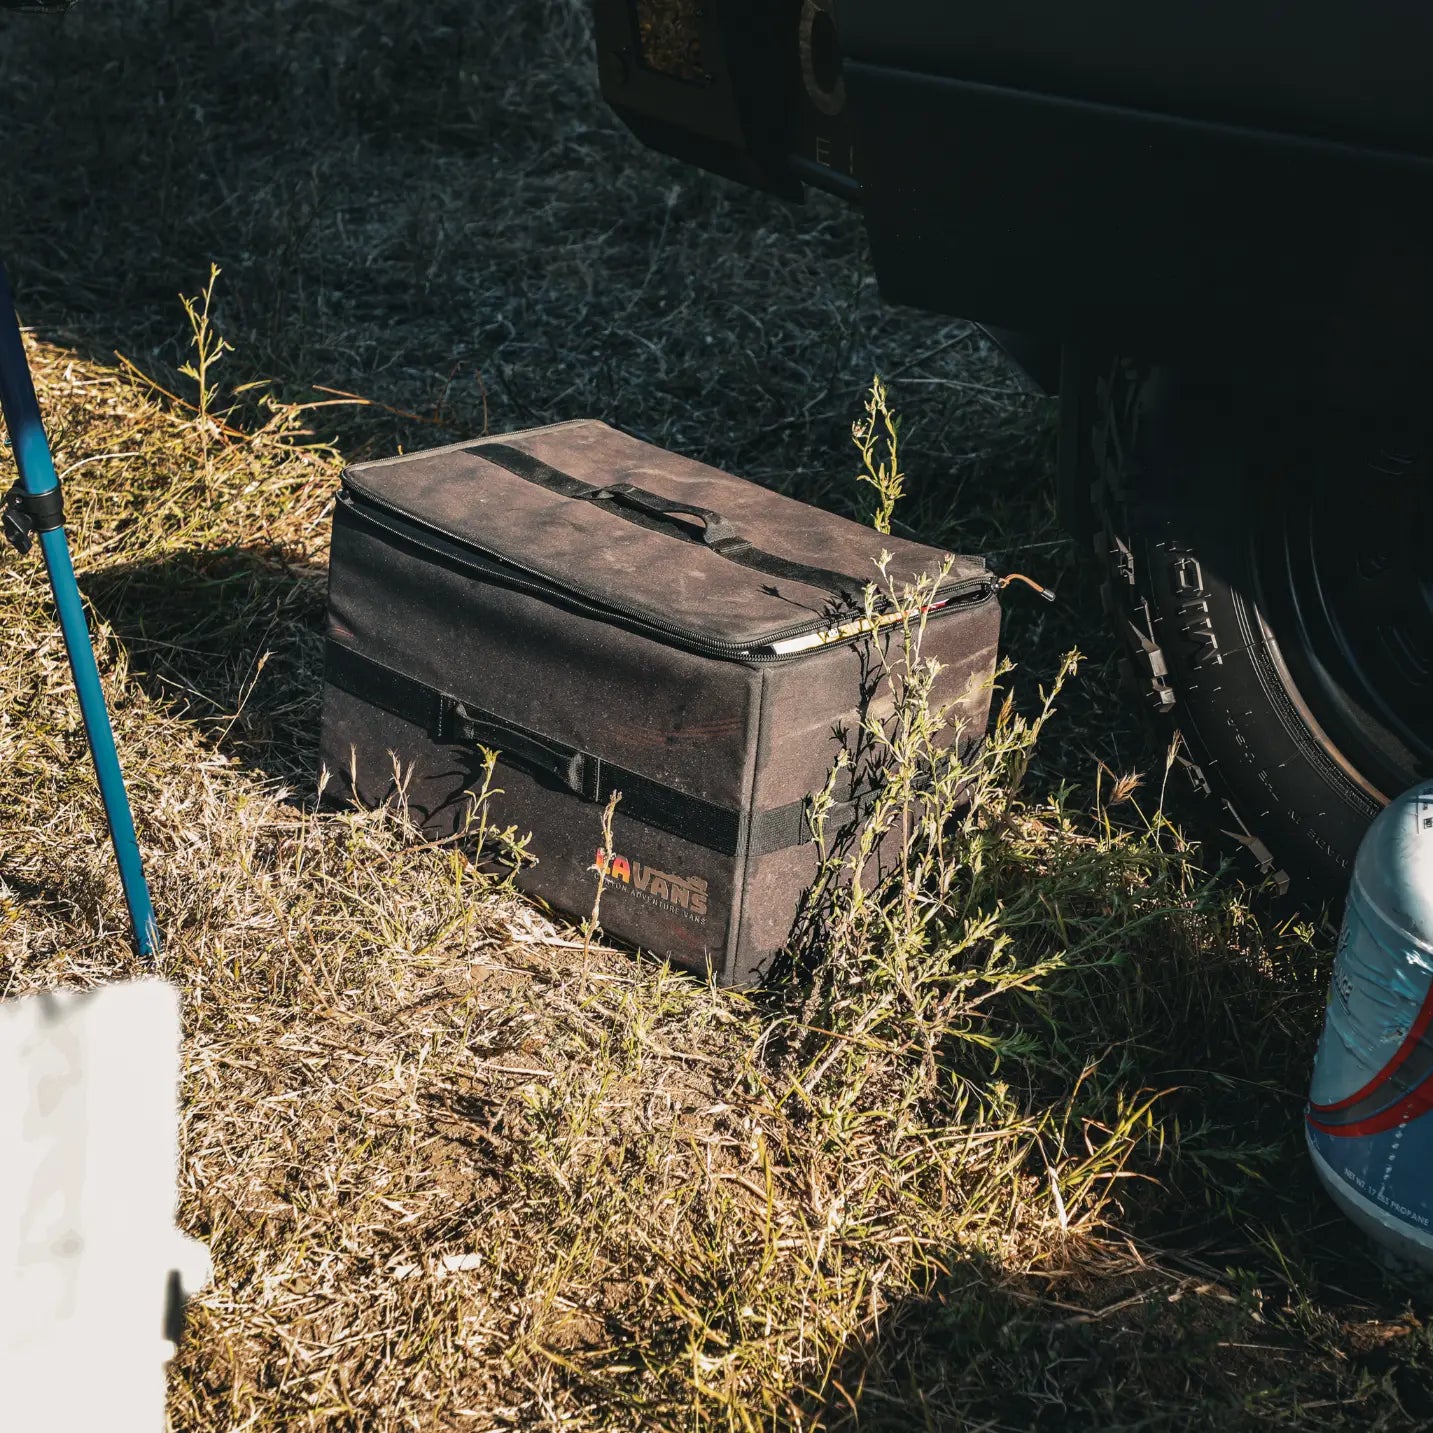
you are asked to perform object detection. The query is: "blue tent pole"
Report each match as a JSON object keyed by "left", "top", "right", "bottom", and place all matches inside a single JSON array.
[{"left": 0, "top": 262, "right": 159, "bottom": 958}]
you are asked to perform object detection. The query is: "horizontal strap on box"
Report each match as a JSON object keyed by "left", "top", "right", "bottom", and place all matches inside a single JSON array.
[
  {"left": 324, "top": 642, "right": 862, "bottom": 857},
  {"left": 473, "top": 442, "right": 865, "bottom": 601}
]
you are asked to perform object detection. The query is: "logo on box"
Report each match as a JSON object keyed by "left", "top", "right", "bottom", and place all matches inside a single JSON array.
[{"left": 595, "top": 848, "right": 709, "bottom": 919}]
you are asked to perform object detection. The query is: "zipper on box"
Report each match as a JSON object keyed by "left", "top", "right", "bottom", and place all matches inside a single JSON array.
[{"left": 338, "top": 487, "right": 997, "bottom": 664}]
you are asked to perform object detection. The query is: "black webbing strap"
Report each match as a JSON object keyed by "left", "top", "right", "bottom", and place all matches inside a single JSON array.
[
  {"left": 472, "top": 442, "right": 866, "bottom": 602},
  {"left": 325, "top": 642, "right": 863, "bottom": 857}
]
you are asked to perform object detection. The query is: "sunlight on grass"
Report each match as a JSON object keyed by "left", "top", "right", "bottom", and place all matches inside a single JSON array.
[{"left": 1, "top": 2, "right": 1425, "bottom": 1423}]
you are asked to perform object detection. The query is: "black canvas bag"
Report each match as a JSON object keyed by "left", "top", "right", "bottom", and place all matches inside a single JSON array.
[{"left": 319, "top": 420, "right": 1001, "bottom": 984}]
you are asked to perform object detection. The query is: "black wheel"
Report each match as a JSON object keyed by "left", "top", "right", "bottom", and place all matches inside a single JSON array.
[{"left": 1089, "top": 363, "right": 1432, "bottom": 896}]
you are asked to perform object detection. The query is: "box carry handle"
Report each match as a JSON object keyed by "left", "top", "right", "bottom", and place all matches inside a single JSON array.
[
  {"left": 584, "top": 483, "right": 742, "bottom": 548},
  {"left": 448, "top": 701, "right": 589, "bottom": 798},
  {"left": 324, "top": 641, "right": 873, "bottom": 857},
  {"left": 474, "top": 443, "right": 866, "bottom": 600}
]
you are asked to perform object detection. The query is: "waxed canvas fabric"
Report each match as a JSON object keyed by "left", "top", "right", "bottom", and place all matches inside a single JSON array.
[{"left": 319, "top": 420, "right": 1001, "bottom": 984}]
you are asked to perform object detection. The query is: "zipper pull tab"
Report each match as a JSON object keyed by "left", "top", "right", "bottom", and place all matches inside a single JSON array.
[{"left": 996, "top": 571, "right": 1057, "bottom": 602}]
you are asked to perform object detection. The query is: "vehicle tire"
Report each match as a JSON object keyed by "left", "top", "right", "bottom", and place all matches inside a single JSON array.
[{"left": 1088, "top": 362, "right": 1432, "bottom": 898}]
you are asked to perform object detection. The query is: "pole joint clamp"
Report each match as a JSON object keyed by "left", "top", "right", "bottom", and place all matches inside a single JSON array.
[{"left": 3, "top": 481, "right": 64, "bottom": 555}]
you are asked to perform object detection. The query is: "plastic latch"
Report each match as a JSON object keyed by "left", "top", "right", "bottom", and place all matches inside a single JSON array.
[{"left": 3, "top": 482, "right": 64, "bottom": 556}]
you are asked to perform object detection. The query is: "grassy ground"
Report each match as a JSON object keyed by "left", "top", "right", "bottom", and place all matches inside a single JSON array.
[{"left": 1, "top": 3, "right": 1431, "bottom": 1429}]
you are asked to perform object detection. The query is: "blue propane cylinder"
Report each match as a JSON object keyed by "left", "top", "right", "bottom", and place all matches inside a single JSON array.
[{"left": 1307, "top": 779, "right": 1433, "bottom": 1272}]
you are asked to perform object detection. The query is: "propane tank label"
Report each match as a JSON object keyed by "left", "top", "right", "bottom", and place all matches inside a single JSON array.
[{"left": 1307, "top": 1122, "right": 1433, "bottom": 1229}]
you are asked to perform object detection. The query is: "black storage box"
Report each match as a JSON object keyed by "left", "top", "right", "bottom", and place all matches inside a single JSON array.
[{"left": 319, "top": 421, "right": 1000, "bottom": 984}]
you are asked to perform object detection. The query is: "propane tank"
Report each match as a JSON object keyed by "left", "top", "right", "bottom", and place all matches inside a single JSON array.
[{"left": 1306, "top": 779, "right": 1433, "bottom": 1273}]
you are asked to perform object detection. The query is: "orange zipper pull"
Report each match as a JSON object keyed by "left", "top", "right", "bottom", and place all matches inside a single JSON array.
[{"left": 997, "top": 571, "right": 1057, "bottom": 602}]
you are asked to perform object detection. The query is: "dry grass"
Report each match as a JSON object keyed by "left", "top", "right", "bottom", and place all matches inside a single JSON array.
[{"left": 2, "top": 2, "right": 1432, "bottom": 1429}]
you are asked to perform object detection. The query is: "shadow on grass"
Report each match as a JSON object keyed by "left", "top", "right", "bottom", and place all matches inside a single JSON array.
[
  {"left": 819, "top": 1249, "right": 1431, "bottom": 1431},
  {"left": 833, "top": 1187, "right": 1433, "bottom": 1429},
  {"left": 80, "top": 546, "right": 327, "bottom": 789}
]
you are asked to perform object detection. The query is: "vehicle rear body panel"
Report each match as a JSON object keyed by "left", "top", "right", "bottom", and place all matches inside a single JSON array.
[
  {"left": 836, "top": 3, "right": 1433, "bottom": 159},
  {"left": 596, "top": 0, "right": 1433, "bottom": 406},
  {"left": 846, "top": 65, "right": 1433, "bottom": 407}
]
